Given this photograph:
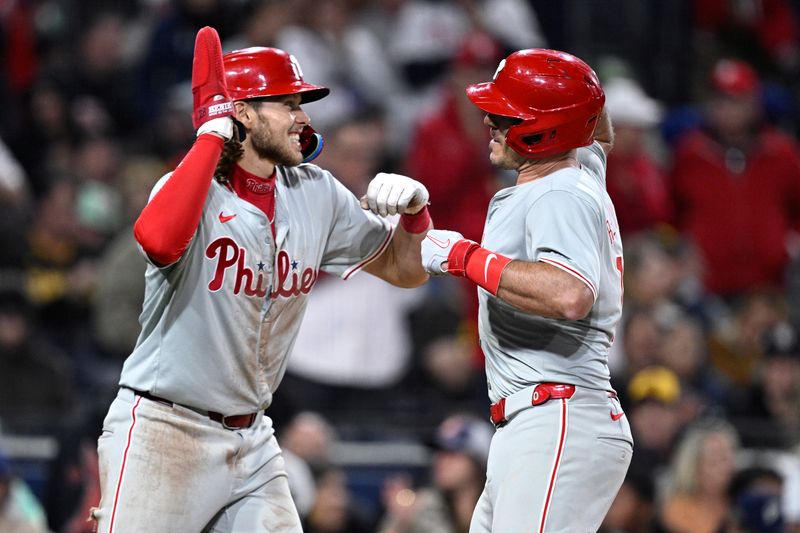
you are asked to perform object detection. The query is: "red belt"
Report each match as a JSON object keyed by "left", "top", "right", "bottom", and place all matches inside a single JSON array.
[
  {"left": 490, "top": 383, "right": 577, "bottom": 426},
  {"left": 129, "top": 388, "right": 261, "bottom": 430}
]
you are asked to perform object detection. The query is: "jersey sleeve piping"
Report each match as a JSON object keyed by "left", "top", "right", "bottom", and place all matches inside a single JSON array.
[
  {"left": 539, "top": 257, "right": 598, "bottom": 301},
  {"left": 341, "top": 223, "right": 394, "bottom": 280}
]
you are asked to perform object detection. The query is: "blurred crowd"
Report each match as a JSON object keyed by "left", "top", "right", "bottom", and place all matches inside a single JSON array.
[{"left": 1, "top": 0, "right": 800, "bottom": 532}]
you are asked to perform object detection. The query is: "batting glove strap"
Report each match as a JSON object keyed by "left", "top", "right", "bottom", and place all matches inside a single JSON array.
[
  {"left": 196, "top": 117, "right": 234, "bottom": 140},
  {"left": 400, "top": 205, "right": 432, "bottom": 234},
  {"left": 450, "top": 243, "right": 512, "bottom": 295}
]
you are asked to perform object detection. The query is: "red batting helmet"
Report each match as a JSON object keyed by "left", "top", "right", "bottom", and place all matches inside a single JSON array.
[
  {"left": 223, "top": 47, "right": 329, "bottom": 103},
  {"left": 467, "top": 49, "right": 605, "bottom": 158}
]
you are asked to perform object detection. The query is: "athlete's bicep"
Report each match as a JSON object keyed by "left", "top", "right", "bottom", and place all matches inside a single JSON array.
[
  {"left": 320, "top": 175, "right": 393, "bottom": 278},
  {"left": 525, "top": 190, "right": 602, "bottom": 301}
]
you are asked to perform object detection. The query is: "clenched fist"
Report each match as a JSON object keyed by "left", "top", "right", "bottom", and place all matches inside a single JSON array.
[{"left": 361, "top": 173, "right": 429, "bottom": 217}]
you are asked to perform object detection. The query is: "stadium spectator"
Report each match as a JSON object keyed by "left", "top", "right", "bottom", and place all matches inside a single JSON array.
[
  {"left": 302, "top": 462, "right": 372, "bottom": 533},
  {"left": 0, "top": 285, "right": 75, "bottom": 433},
  {"left": 599, "top": 465, "right": 657, "bottom": 533},
  {"left": 625, "top": 366, "right": 684, "bottom": 472},
  {"left": 727, "top": 321, "right": 800, "bottom": 448},
  {"left": 280, "top": 114, "right": 424, "bottom": 428},
  {"left": 0, "top": 450, "right": 50, "bottom": 533},
  {"left": 670, "top": 58, "right": 800, "bottom": 298},
  {"left": 378, "top": 414, "right": 492, "bottom": 533},
  {"left": 603, "top": 76, "right": 672, "bottom": 236},
  {"left": 658, "top": 419, "right": 740, "bottom": 533}
]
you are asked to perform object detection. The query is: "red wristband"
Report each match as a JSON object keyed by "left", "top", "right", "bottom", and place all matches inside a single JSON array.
[
  {"left": 463, "top": 246, "right": 512, "bottom": 295},
  {"left": 400, "top": 205, "right": 431, "bottom": 234}
]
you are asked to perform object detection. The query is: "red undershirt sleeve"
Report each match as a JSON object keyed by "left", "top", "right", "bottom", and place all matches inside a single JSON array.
[{"left": 133, "top": 134, "right": 224, "bottom": 266}]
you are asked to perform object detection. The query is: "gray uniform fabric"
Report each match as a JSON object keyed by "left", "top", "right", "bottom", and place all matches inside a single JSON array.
[
  {"left": 119, "top": 163, "right": 391, "bottom": 415},
  {"left": 95, "top": 162, "right": 391, "bottom": 533},
  {"left": 478, "top": 143, "right": 624, "bottom": 402},
  {"left": 470, "top": 143, "right": 632, "bottom": 533}
]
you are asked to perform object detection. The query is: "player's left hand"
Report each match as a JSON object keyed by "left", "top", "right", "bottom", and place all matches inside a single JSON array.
[
  {"left": 361, "top": 172, "right": 429, "bottom": 217},
  {"left": 421, "top": 229, "right": 466, "bottom": 275}
]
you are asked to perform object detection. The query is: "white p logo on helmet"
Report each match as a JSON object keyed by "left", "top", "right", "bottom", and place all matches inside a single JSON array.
[
  {"left": 289, "top": 54, "right": 304, "bottom": 79},
  {"left": 493, "top": 59, "right": 506, "bottom": 80}
]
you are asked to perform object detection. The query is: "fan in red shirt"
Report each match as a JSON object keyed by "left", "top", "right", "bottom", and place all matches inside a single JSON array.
[
  {"left": 670, "top": 58, "right": 800, "bottom": 297},
  {"left": 604, "top": 77, "right": 672, "bottom": 237},
  {"left": 403, "top": 32, "right": 505, "bottom": 243}
]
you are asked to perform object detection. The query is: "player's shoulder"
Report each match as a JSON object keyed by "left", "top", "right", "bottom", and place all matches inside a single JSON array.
[
  {"left": 541, "top": 168, "right": 605, "bottom": 212},
  {"left": 278, "top": 163, "right": 337, "bottom": 189},
  {"left": 148, "top": 171, "right": 174, "bottom": 201}
]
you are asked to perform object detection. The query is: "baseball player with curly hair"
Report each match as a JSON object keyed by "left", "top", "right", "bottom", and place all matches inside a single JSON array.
[
  {"left": 420, "top": 50, "right": 633, "bottom": 531},
  {"left": 92, "top": 27, "right": 431, "bottom": 532}
]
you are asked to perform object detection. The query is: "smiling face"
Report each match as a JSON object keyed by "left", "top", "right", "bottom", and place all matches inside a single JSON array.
[
  {"left": 238, "top": 94, "right": 308, "bottom": 166},
  {"left": 483, "top": 113, "right": 525, "bottom": 170}
]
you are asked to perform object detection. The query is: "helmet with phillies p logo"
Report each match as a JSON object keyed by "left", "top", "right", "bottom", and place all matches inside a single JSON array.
[
  {"left": 223, "top": 47, "right": 329, "bottom": 161},
  {"left": 467, "top": 49, "right": 605, "bottom": 158},
  {"left": 223, "top": 47, "right": 330, "bottom": 103}
]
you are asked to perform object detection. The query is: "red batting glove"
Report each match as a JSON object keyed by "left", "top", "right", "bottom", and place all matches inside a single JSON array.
[
  {"left": 192, "top": 26, "right": 234, "bottom": 131},
  {"left": 447, "top": 239, "right": 512, "bottom": 295}
]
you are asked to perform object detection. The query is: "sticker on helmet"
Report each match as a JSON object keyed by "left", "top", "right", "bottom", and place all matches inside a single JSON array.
[{"left": 493, "top": 59, "right": 506, "bottom": 80}]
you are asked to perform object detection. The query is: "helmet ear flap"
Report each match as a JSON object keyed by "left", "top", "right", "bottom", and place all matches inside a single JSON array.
[{"left": 505, "top": 121, "right": 550, "bottom": 156}]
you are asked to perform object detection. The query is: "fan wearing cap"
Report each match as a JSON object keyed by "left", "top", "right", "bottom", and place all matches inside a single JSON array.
[
  {"left": 417, "top": 49, "right": 632, "bottom": 532},
  {"left": 670, "top": 57, "right": 800, "bottom": 297},
  {"left": 93, "top": 27, "right": 431, "bottom": 533},
  {"left": 603, "top": 77, "right": 672, "bottom": 235},
  {"left": 378, "top": 415, "right": 493, "bottom": 533}
]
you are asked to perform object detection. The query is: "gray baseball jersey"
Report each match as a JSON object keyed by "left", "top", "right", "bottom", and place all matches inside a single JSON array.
[
  {"left": 478, "top": 142, "right": 624, "bottom": 402},
  {"left": 118, "top": 163, "right": 391, "bottom": 415},
  {"left": 469, "top": 142, "right": 631, "bottom": 533}
]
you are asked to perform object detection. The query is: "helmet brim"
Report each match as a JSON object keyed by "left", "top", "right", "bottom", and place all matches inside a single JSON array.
[
  {"left": 466, "top": 82, "right": 531, "bottom": 119},
  {"left": 298, "top": 86, "right": 330, "bottom": 104}
]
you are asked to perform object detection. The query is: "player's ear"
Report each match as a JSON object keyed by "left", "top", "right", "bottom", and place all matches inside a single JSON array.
[{"left": 234, "top": 101, "right": 253, "bottom": 124}]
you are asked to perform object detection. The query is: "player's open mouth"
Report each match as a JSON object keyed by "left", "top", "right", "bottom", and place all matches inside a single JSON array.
[{"left": 289, "top": 132, "right": 300, "bottom": 148}]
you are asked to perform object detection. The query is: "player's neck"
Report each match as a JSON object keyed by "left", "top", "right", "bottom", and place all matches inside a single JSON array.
[
  {"left": 237, "top": 150, "right": 276, "bottom": 180},
  {"left": 516, "top": 150, "right": 579, "bottom": 185}
]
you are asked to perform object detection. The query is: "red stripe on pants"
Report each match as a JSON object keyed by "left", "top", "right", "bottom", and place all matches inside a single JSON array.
[
  {"left": 109, "top": 395, "right": 143, "bottom": 532},
  {"left": 538, "top": 398, "right": 568, "bottom": 533}
]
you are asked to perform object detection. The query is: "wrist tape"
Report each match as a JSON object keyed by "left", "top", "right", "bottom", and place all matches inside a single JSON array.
[
  {"left": 448, "top": 240, "right": 511, "bottom": 295},
  {"left": 400, "top": 205, "right": 431, "bottom": 234}
]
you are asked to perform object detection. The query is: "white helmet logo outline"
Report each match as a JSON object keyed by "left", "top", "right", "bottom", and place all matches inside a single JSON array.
[
  {"left": 493, "top": 59, "right": 506, "bottom": 80},
  {"left": 289, "top": 54, "right": 304, "bottom": 79}
]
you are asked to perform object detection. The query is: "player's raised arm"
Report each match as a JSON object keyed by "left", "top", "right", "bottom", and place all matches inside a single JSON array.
[
  {"left": 593, "top": 107, "right": 615, "bottom": 157},
  {"left": 360, "top": 172, "right": 432, "bottom": 288},
  {"left": 133, "top": 27, "right": 235, "bottom": 266}
]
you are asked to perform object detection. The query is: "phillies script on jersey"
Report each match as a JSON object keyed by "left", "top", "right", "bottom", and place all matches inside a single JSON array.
[{"left": 206, "top": 237, "right": 317, "bottom": 298}]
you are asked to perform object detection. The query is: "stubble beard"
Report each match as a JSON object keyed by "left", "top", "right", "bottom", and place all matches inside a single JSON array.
[
  {"left": 250, "top": 124, "right": 303, "bottom": 167},
  {"left": 489, "top": 142, "right": 522, "bottom": 171}
]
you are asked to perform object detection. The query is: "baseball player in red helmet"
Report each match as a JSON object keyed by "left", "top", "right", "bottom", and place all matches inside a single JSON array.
[
  {"left": 92, "top": 27, "right": 431, "bottom": 532},
  {"left": 420, "top": 49, "right": 632, "bottom": 531}
]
